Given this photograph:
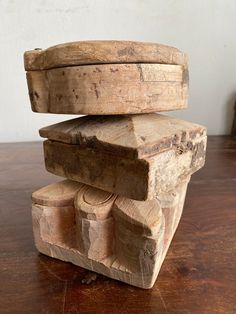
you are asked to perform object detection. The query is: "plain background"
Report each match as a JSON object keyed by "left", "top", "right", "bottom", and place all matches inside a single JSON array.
[{"left": 1, "top": 0, "right": 235, "bottom": 142}]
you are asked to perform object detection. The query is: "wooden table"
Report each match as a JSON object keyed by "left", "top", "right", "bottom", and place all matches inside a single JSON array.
[{"left": 0, "top": 136, "right": 235, "bottom": 314}]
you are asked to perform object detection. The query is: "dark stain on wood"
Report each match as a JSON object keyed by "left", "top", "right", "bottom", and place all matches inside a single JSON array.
[
  {"left": 56, "top": 94, "right": 63, "bottom": 101},
  {"left": 29, "top": 91, "right": 34, "bottom": 102},
  {"left": 136, "top": 64, "right": 144, "bottom": 81},
  {"left": 110, "top": 67, "right": 119, "bottom": 73},
  {"left": 92, "top": 83, "right": 99, "bottom": 99},
  {"left": 117, "top": 47, "right": 136, "bottom": 57},
  {"left": 34, "top": 91, "right": 39, "bottom": 99},
  {"left": 182, "top": 67, "right": 189, "bottom": 86}
]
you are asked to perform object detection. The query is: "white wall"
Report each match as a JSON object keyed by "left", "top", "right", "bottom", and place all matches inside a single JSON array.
[{"left": 1, "top": 0, "right": 235, "bottom": 142}]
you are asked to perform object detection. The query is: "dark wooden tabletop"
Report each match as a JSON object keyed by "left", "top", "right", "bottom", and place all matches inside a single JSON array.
[{"left": 0, "top": 136, "right": 235, "bottom": 314}]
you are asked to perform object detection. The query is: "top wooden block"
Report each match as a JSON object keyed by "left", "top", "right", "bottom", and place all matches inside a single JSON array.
[
  {"left": 25, "top": 41, "right": 188, "bottom": 115},
  {"left": 24, "top": 40, "right": 187, "bottom": 71}
]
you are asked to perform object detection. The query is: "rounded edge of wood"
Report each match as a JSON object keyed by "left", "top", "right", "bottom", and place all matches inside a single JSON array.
[{"left": 24, "top": 40, "right": 188, "bottom": 71}]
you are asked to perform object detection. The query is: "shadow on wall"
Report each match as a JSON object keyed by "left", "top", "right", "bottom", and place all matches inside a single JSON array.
[{"left": 225, "top": 93, "right": 236, "bottom": 136}]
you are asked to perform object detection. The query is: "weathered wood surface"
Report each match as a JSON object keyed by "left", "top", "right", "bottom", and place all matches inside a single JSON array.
[
  {"left": 1, "top": 137, "right": 235, "bottom": 313},
  {"left": 26, "top": 63, "right": 188, "bottom": 114},
  {"left": 41, "top": 114, "right": 206, "bottom": 200},
  {"left": 40, "top": 113, "right": 204, "bottom": 159},
  {"left": 32, "top": 178, "right": 189, "bottom": 289},
  {"left": 32, "top": 179, "right": 83, "bottom": 207},
  {"left": 24, "top": 40, "right": 187, "bottom": 71},
  {"left": 75, "top": 185, "right": 116, "bottom": 260}
]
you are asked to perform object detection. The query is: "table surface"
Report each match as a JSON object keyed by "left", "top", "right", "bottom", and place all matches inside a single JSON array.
[{"left": 0, "top": 136, "right": 236, "bottom": 314}]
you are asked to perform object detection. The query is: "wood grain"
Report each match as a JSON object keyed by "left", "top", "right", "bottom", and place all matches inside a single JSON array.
[
  {"left": 41, "top": 114, "right": 207, "bottom": 200},
  {"left": 1, "top": 137, "right": 236, "bottom": 313},
  {"left": 24, "top": 40, "right": 188, "bottom": 71},
  {"left": 31, "top": 179, "right": 83, "bottom": 207},
  {"left": 75, "top": 185, "right": 116, "bottom": 260},
  {"left": 26, "top": 63, "right": 188, "bottom": 114},
  {"left": 32, "top": 179, "right": 189, "bottom": 289},
  {"left": 39, "top": 113, "right": 205, "bottom": 159}
]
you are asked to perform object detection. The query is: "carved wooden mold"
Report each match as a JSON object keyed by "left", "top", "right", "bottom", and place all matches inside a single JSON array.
[{"left": 32, "top": 178, "right": 190, "bottom": 289}]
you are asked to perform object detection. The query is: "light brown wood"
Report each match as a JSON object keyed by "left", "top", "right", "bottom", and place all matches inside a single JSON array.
[
  {"left": 24, "top": 40, "right": 188, "bottom": 71},
  {"left": 32, "top": 178, "right": 189, "bottom": 289},
  {"left": 41, "top": 114, "right": 206, "bottom": 200},
  {"left": 32, "top": 179, "right": 83, "bottom": 207},
  {"left": 40, "top": 113, "right": 205, "bottom": 158},
  {"left": 113, "top": 197, "right": 164, "bottom": 274},
  {"left": 75, "top": 185, "right": 116, "bottom": 220},
  {"left": 26, "top": 63, "right": 188, "bottom": 115},
  {"left": 75, "top": 185, "right": 116, "bottom": 260},
  {"left": 76, "top": 217, "right": 114, "bottom": 261},
  {"left": 33, "top": 204, "right": 76, "bottom": 247},
  {"left": 113, "top": 197, "right": 163, "bottom": 237}
]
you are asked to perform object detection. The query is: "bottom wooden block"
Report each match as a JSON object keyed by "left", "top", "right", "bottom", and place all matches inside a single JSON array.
[{"left": 32, "top": 178, "right": 189, "bottom": 289}]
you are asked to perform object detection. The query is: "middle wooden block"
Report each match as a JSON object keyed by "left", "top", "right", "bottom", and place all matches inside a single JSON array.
[{"left": 40, "top": 113, "right": 207, "bottom": 201}]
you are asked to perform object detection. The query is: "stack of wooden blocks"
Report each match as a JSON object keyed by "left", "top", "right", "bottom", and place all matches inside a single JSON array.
[{"left": 24, "top": 41, "right": 207, "bottom": 289}]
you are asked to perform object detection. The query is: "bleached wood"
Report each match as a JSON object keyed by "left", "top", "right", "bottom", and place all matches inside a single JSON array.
[
  {"left": 24, "top": 40, "right": 187, "bottom": 71},
  {"left": 26, "top": 63, "right": 188, "bottom": 115},
  {"left": 75, "top": 186, "right": 116, "bottom": 260},
  {"left": 41, "top": 114, "right": 206, "bottom": 200},
  {"left": 76, "top": 217, "right": 114, "bottom": 261},
  {"left": 32, "top": 178, "right": 189, "bottom": 289},
  {"left": 74, "top": 185, "right": 116, "bottom": 220},
  {"left": 113, "top": 197, "right": 164, "bottom": 273},
  {"left": 33, "top": 204, "right": 76, "bottom": 247},
  {"left": 160, "top": 178, "right": 189, "bottom": 259},
  {"left": 113, "top": 197, "right": 163, "bottom": 237},
  {"left": 32, "top": 179, "right": 83, "bottom": 207}
]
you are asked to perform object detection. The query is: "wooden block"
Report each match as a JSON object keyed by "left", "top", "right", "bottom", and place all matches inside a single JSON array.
[
  {"left": 75, "top": 185, "right": 116, "bottom": 220},
  {"left": 32, "top": 203, "right": 76, "bottom": 247},
  {"left": 40, "top": 114, "right": 207, "bottom": 200},
  {"left": 74, "top": 185, "right": 116, "bottom": 260},
  {"left": 26, "top": 63, "right": 188, "bottom": 114},
  {"left": 75, "top": 217, "right": 114, "bottom": 261},
  {"left": 113, "top": 197, "right": 164, "bottom": 274},
  {"left": 32, "top": 178, "right": 189, "bottom": 288},
  {"left": 158, "top": 178, "right": 189, "bottom": 259},
  {"left": 31, "top": 180, "right": 82, "bottom": 247},
  {"left": 32, "top": 179, "right": 83, "bottom": 207},
  {"left": 24, "top": 40, "right": 187, "bottom": 71}
]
